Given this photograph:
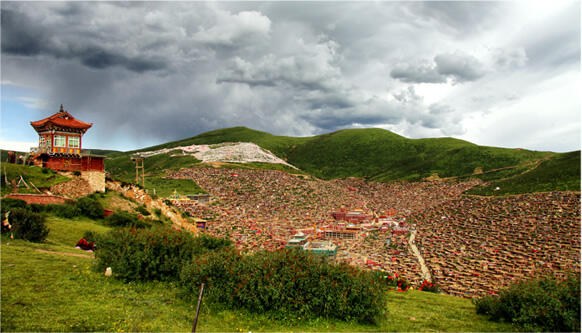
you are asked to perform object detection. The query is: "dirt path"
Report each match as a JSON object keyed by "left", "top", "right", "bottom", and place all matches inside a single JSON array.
[
  {"left": 439, "top": 157, "right": 549, "bottom": 182},
  {"left": 409, "top": 229, "right": 431, "bottom": 282},
  {"left": 35, "top": 249, "right": 94, "bottom": 259}
]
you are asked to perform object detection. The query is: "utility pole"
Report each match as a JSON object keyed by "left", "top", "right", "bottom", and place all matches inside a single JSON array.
[
  {"left": 132, "top": 157, "right": 145, "bottom": 187},
  {"left": 192, "top": 283, "right": 205, "bottom": 333}
]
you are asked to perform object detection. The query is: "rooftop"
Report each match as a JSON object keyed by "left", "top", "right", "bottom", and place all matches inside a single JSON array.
[{"left": 31, "top": 105, "right": 92, "bottom": 132}]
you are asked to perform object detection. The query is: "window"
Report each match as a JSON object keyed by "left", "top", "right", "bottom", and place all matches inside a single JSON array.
[
  {"left": 54, "top": 135, "right": 66, "bottom": 147},
  {"left": 68, "top": 136, "right": 80, "bottom": 148}
]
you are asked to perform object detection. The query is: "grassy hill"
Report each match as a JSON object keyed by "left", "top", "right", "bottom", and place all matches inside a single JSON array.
[
  {"left": 284, "top": 128, "right": 550, "bottom": 181},
  {"left": 1, "top": 212, "right": 513, "bottom": 332},
  {"left": 106, "top": 127, "right": 554, "bottom": 186}
]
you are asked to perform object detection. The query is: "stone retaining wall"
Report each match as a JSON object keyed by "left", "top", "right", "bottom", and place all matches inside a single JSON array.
[
  {"left": 4, "top": 193, "right": 74, "bottom": 205},
  {"left": 50, "top": 178, "right": 93, "bottom": 198}
]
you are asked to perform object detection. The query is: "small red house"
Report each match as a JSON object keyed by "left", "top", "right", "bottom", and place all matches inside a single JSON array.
[{"left": 30, "top": 105, "right": 104, "bottom": 172}]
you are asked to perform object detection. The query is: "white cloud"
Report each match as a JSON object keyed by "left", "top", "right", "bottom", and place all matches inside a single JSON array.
[
  {"left": 434, "top": 51, "right": 486, "bottom": 83},
  {"left": 193, "top": 10, "right": 271, "bottom": 46},
  {"left": 493, "top": 47, "right": 528, "bottom": 70},
  {"left": 16, "top": 97, "right": 48, "bottom": 110},
  {"left": 0, "top": 140, "right": 37, "bottom": 152}
]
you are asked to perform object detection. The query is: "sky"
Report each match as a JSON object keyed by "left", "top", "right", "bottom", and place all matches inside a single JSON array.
[{"left": 1, "top": 1, "right": 580, "bottom": 153}]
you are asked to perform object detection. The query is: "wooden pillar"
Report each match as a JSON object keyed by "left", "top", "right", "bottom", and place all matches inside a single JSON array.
[{"left": 135, "top": 157, "right": 145, "bottom": 187}]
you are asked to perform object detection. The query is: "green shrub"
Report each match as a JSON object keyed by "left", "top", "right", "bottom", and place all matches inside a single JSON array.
[
  {"left": 25, "top": 201, "right": 85, "bottom": 220},
  {"left": 105, "top": 211, "right": 149, "bottom": 229},
  {"left": 75, "top": 197, "right": 104, "bottom": 219},
  {"left": 82, "top": 230, "right": 98, "bottom": 243},
  {"left": 474, "top": 273, "right": 580, "bottom": 332},
  {"left": 31, "top": 203, "right": 82, "bottom": 219},
  {"left": 1, "top": 198, "right": 28, "bottom": 212},
  {"left": 180, "top": 249, "right": 387, "bottom": 324},
  {"left": 6, "top": 208, "right": 49, "bottom": 242},
  {"left": 135, "top": 205, "right": 150, "bottom": 216},
  {"left": 94, "top": 227, "right": 231, "bottom": 282},
  {"left": 52, "top": 204, "right": 82, "bottom": 218}
]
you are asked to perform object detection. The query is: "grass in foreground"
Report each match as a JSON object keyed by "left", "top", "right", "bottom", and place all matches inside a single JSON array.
[{"left": 2, "top": 215, "right": 514, "bottom": 332}]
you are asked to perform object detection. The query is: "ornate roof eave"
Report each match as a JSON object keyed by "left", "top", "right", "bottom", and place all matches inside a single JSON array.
[
  {"left": 33, "top": 125, "right": 89, "bottom": 134},
  {"left": 30, "top": 106, "right": 93, "bottom": 133}
]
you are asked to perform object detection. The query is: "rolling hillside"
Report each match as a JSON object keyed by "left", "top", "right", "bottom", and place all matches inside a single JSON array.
[
  {"left": 106, "top": 126, "right": 555, "bottom": 184},
  {"left": 466, "top": 150, "right": 581, "bottom": 196}
]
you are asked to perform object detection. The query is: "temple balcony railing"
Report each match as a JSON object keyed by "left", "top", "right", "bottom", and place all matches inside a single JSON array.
[{"left": 30, "top": 146, "right": 52, "bottom": 154}]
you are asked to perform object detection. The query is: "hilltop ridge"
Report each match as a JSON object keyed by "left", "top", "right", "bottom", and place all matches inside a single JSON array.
[{"left": 107, "top": 126, "right": 562, "bottom": 184}]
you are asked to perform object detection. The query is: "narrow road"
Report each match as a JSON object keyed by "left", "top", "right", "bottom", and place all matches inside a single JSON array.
[{"left": 409, "top": 229, "right": 432, "bottom": 282}]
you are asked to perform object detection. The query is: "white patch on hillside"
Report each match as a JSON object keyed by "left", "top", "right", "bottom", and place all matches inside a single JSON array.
[{"left": 134, "top": 142, "right": 297, "bottom": 169}]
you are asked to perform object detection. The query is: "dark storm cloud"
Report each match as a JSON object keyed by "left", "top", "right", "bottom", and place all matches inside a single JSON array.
[
  {"left": 76, "top": 47, "right": 166, "bottom": 72},
  {"left": 1, "top": 7, "right": 166, "bottom": 73},
  {"left": 1, "top": 1, "right": 578, "bottom": 152},
  {"left": 303, "top": 93, "right": 355, "bottom": 110},
  {"left": 299, "top": 99, "right": 403, "bottom": 132},
  {"left": 1, "top": 9, "right": 47, "bottom": 56}
]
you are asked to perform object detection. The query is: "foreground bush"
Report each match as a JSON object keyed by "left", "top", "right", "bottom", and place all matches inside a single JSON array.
[
  {"left": 30, "top": 203, "right": 81, "bottom": 219},
  {"left": 94, "top": 227, "right": 231, "bottom": 281},
  {"left": 180, "top": 249, "right": 387, "bottom": 324},
  {"left": 474, "top": 273, "right": 580, "bottom": 332},
  {"left": 5, "top": 208, "right": 49, "bottom": 242},
  {"left": 0, "top": 198, "right": 28, "bottom": 212},
  {"left": 2, "top": 198, "right": 80, "bottom": 219},
  {"left": 104, "top": 211, "right": 150, "bottom": 229},
  {"left": 75, "top": 197, "right": 104, "bottom": 220}
]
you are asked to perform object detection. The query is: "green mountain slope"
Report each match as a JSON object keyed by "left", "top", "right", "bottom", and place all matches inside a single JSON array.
[
  {"left": 105, "top": 126, "right": 559, "bottom": 185},
  {"left": 466, "top": 150, "right": 581, "bottom": 196},
  {"left": 284, "top": 129, "right": 550, "bottom": 181}
]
